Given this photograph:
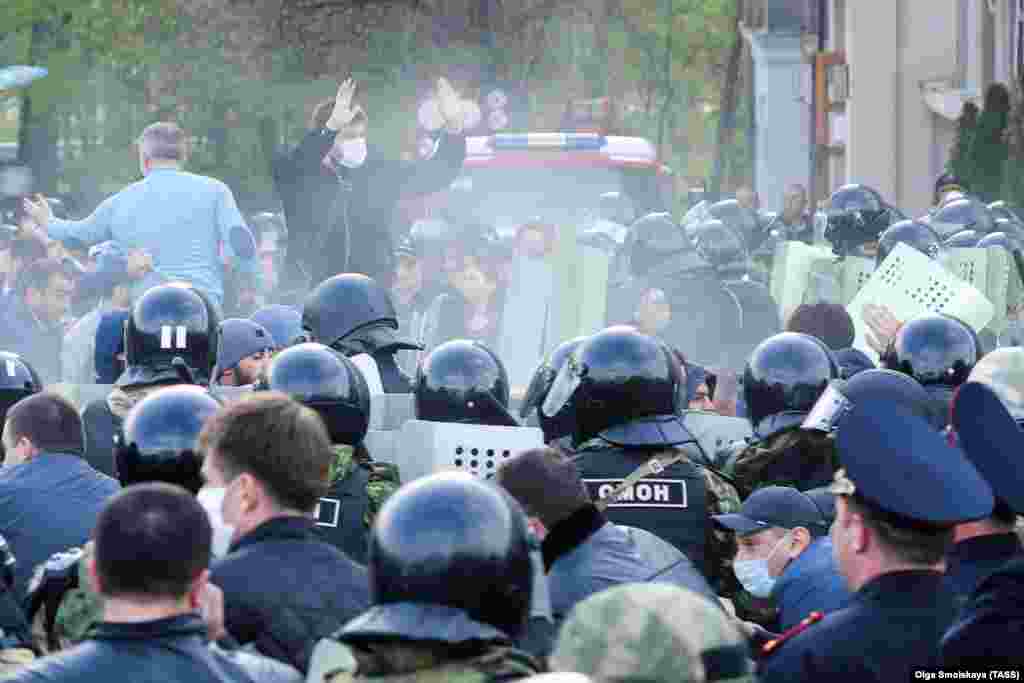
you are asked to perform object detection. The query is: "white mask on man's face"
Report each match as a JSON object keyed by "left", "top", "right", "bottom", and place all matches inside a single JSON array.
[
  {"left": 197, "top": 486, "right": 237, "bottom": 558},
  {"left": 339, "top": 137, "right": 368, "bottom": 169}
]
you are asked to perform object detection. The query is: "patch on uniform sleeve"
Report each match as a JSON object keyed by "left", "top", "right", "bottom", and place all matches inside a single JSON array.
[
  {"left": 583, "top": 479, "right": 688, "bottom": 508},
  {"left": 315, "top": 498, "right": 341, "bottom": 528}
]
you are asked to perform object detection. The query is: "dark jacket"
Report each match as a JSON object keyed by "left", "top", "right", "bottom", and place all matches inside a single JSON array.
[
  {"left": 273, "top": 129, "right": 466, "bottom": 289},
  {"left": 942, "top": 532, "right": 1023, "bottom": 609},
  {"left": 543, "top": 505, "right": 717, "bottom": 624},
  {"left": 0, "top": 297, "right": 63, "bottom": 385},
  {"left": 211, "top": 516, "right": 371, "bottom": 673},
  {"left": 942, "top": 554, "right": 1024, "bottom": 667},
  {"left": 772, "top": 537, "right": 852, "bottom": 631},
  {"left": 0, "top": 453, "right": 119, "bottom": 600},
  {"left": 759, "top": 570, "right": 956, "bottom": 682},
  {"left": 2, "top": 614, "right": 302, "bottom": 682}
]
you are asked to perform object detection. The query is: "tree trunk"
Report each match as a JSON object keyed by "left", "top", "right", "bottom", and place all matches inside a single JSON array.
[
  {"left": 710, "top": 0, "right": 744, "bottom": 200},
  {"left": 19, "top": 21, "right": 63, "bottom": 195}
]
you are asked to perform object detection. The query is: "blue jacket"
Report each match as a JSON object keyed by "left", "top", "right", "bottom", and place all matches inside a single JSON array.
[
  {"left": 543, "top": 506, "right": 717, "bottom": 624},
  {"left": 773, "top": 536, "right": 853, "bottom": 631},
  {"left": 0, "top": 453, "right": 119, "bottom": 599},
  {"left": 0, "top": 297, "right": 64, "bottom": 385},
  {"left": 47, "top": 168, "right": 256, "bottom": 307},
  {"left": 942, "top": 532, "right": 1023, "bottom": 608}
]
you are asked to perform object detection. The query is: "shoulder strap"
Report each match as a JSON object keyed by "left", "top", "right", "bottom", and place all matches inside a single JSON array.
[{"left": 594, "top": 450, "right": 689, "bottom": 512}]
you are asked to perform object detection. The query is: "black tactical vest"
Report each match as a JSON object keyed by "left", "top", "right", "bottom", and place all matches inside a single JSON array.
[
  {"left": 314, "top": 465, "right": 372, "bottom": 565},
  {"left": 574, "top": 444, "right": 709, "bottom": 574}
]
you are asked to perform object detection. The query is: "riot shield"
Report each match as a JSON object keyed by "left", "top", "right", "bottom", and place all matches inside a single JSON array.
[
  {"left": 846, "top": 243, "right": 995, "bottom": 364},
  {"left": 944, "top": 248, "right": 1011, "bottom": 336}
]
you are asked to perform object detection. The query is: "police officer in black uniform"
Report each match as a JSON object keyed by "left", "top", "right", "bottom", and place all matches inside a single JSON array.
[
  {"left": 0, "top": 352, "right": 41, "bottom": 460},
  {"left": 519, "top": 336, "right": 589, "bottom": 447},
  {"left": 305, "top": 473, "right": 541, "bottom": 682},
  {"left": 692, "top": 218, "right": 781, "bottom": 368},
  {"left": 941, "top": 382, "right": 1024, "bottom": 666},
  {"left": 414, "top": 339, "right": 520, "bottom": 428},
  {"left": 302, "top": 273, "right": 422, "bottom": 393},
  {"left": 540, "top": 326, "right": 741, "bottom": 593},
  {"left": 759, "top": 402, "right": 993, "bottom": 682},
  {"left": 880, "top": 312, "right": 980, "bottom": 430},
  {"left": 258, "top": 342, "right": 397, "bottom": 565},
  {"left": 81, "top": 282, "right": 219, "bottom": 477},
  {"left": 27, "top": 384, "right": 221, "bottom": 651},
  {"left": 722, "top": 332, "right": 839, "bottom": 497},
  {"left": 608, "top": 213, "right": 741, "bottom": 369}
]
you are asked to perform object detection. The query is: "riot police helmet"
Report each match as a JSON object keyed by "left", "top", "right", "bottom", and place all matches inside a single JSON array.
[
  {"left": 743, "top": 332, "right": 840, "bottom": 438},
  {"left": 258, "top": 342, "right": 370, "bottom": 446},
  {"left": 943, "top": 229, "right": 982, "bottom": 248},
  {"left": 520, "top": 336, "right": 588, "bottom": 443},
  {"left": 930, "top": 196, "right": 996, "bottom": 238},
  {"left": 707, "top": 199, "right": 760, "bottom": 245},
  {"left": 302, "top": 273, "right": 421, "bottom": 357},
  {"left": 802, "top": 369, "right": 940, "bottom": 434},
  {"left": 624, "top": 212, "right": 695, "bottom": 278},
  {"left": 824, "top": 184, "right": 895, "bottom": 257},
  {"left": 541, "top": 326, "right": 694, "bottom": 448},
  {"left": 121, "top": 282, "right": 219, "bottom": 388},
  {"left": 977, "top": 230, "right": 1024, "bottom": 253},
  {"left": 876, "top": 220, "right": 942, "bottom": 266},
  {"left": 0, "top": 352, "right": 42, "bottom": 459},
  {"left": 114, "top": 385, "right": 220, "bottom": 493},
  {"left": 881, "top": 312, "right": 979, "bottom": 388},
  {"left": 251, "top": 305, "right": 306, "bottom": 349},
  {"left": 988, "top": 200, "right": 1023, "bottom": 226},
  {"left": 366, "top": 472, "right": 533, "bottom": 639},
  {"left": 415, "top": 339, "right": 518, "bottom": 427},
  {"left": 691, "top": 218, "right": 748, "bottom": 270}
]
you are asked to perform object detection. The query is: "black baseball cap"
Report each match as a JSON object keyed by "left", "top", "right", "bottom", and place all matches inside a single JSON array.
[{"left": 713, "top": 486, "right": 828, "bottom": 536}]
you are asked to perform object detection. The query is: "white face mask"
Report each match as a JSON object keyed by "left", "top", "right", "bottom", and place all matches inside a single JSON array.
[
  {"left": 197, "top": 486, "right": 237, "bottom": 558},
  {"left": 732, "top": 532, "right": 791, "bottom": 598},
  {"left": 339, "top": 137, "right": 368, "bottom": 169}
]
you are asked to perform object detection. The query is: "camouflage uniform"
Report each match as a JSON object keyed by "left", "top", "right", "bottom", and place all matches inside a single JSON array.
[
  {"left": 28, "top": 542, "right": 103, "bottom": 652},
  {"left": 549, "top": 583, "right": 755, "bottom": 683},
  {"left": 328, "top": 445, "right": 401, "bottom": 529},
  {"left": 315, "top": 640, "right": 541, "bottom": 683},
  {"left": 724, "top": 430, "right": 838, "bottom": 499}
]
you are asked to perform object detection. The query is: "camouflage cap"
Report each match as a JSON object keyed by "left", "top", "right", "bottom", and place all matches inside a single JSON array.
[
  {"left": 968, "top": 348, "right": 1024, "bottom": 421},
  {"left": 550, "top": 583, "right": 754, "bottom": 683}
]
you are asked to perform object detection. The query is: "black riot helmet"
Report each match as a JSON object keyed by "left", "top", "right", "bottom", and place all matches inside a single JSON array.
[
  {"left": 978, "top": 230, "right": 1024, "bottom": 253},
  {"left": 988, "top": 200, "right": 1023, "bottom": 225},
  {"left": 251, "top": 305, "right": 306, "bottom": 349},
  {"left": 930, "top": 196, "right": 996, "bottom": 238},
  {"left": 520, "top": 336, "right": 588, "bottom": 443},
  {"left": 743, "top": 332, "right": 840, "bottom": 438},
  {"left": 824, "top": 184, "right": 895, "bottom": 257},
  {"left": 302, "top": 273, "right": 421, "bottom": 357},
  {"left": 881, "top": 313, "right": 979, "bottom": 388},
  {"left": 114, "top": 385, "right": 220, "bottom": 494},
  {"left": 0, "top": 352, "right": 42, "bottom": 459},
  {"left": 122, "top": 282, "right": 219, "bottom": 388},
  {"left": 624, "top": 212, "right": 694, "bottom": 278},
  {"left": 943, "top": 229, "right": 982, "bottom": 248},
  {"left": 541, "top": 326, "right": 694, "bottom": 448},
  {"left": 801, "top": 369, "right": 942, "bottom": 434},
  {"left": 876, "top": 220, "right": 942, "bottom": 266},
  {"left": 415, "top": 339, "right": 518, "bottom": 427},
  {"left": 707, "top": 199, "right": 761, "bottom": 244},
  {"left": 259, "top": 342, "right": 370, "bottom": 446},
  {"left": 368, "top": 472, "right": 533, "bottom": 639},
  {"left": 692, "top": 218, "right": 749, "bottom": 270}
]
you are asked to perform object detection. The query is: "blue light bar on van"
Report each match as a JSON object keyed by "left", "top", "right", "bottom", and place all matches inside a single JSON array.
[{"left": 491, "top": 133, "right": 606, "bottom": 151}]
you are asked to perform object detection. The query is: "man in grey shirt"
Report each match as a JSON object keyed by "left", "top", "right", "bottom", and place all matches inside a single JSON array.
[{"left": 23, "top": 122, "right": 257, "bottom": 310}]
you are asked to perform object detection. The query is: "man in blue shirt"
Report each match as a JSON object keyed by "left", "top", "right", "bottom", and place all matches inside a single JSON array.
[
  {"left": 22, "top": 122, "right": 256, "bottom": 310},
  {"left": 0, "top": 393, "right": 119, "bottom": 599}
]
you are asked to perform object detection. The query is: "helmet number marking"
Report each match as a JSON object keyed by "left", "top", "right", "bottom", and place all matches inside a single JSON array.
[
  {"left": 160, "top": 325, "right": 189, "bottom": 350},
  {"left": 4, "top": 361, "right": 14, "bottom": 377}
]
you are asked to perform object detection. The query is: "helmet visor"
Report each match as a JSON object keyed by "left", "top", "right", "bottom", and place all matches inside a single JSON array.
[
  {"left": 801, "top": 381, "right": 853, "bottom": 433},
  {"left": 541, "top": 358, "right": 581, "bottom": 419},
  {"left": 520, "top": 364, "right": 555, "bottom": 418}
]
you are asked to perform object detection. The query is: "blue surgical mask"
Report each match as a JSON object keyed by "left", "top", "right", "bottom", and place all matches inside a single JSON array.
[{"left": 732, "top": 532, "right": 790, "bottom": 598}]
